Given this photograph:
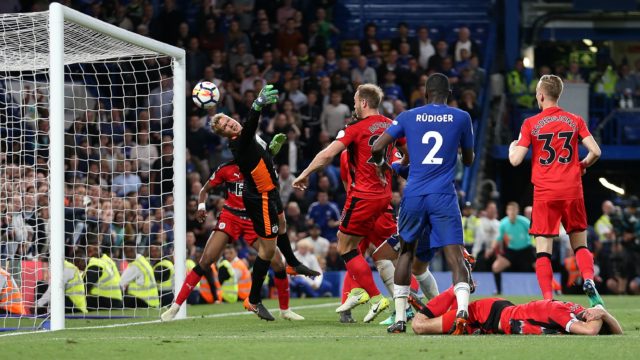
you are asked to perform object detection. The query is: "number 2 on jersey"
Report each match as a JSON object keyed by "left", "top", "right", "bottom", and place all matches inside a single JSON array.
[
  {"left": 422, "top": 131, "right": 443, "bottom": 164},
  {"left": 537, "top": 132, "right": 573, "bottom": 165}
]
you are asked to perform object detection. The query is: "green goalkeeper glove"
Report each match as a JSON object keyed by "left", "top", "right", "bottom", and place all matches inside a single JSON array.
[
  {"left": 252, "top": 84, "right": 279, "bottom": 111},
  {"left": 269, "top": 133, "right": 286, "bottom": 155}
]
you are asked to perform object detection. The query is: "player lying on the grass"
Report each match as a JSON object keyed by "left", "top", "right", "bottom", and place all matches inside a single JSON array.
[
  {"left": 336, "top": 150, "right": 437, "bottom": 324},
  {"left": 162, "top": 85, "right": 318, "bottom": 322},
  {"left": 294, "top": 84, "right": 406, "bottom": 323},
  {"left": 410, "top": 286, "right": 623, "bottom": 335},
  {"left": 509, "top": 74, "right": 604, "bottom": 307},
  {"left": 372, "top": 73, "right": 475, "bottom": 334}
]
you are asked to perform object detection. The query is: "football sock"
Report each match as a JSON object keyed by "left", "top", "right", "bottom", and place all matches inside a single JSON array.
[
  {"left": 342, "top": 249, "right": 381, "bottom": 297},
  {"left": 415, "top": 269, "right": 440, "bottom": 300},
  {"left": 574, "top": 246, "right": 595, "bottom": 281},
  {"left": 175, "top": 266, "right": 203, "bottom": 306},
  {"left": 249, "top": 256, "right": 271, "bottom": 304},
  {"left": 375, "top": 259, "right": 395, "bottom": 296},
  {"left": 277, "top": 233, "right": 301, "bottom": 267},
  {"left": 410, "top": 275, "right": 420, "bottom": 293},
  {"left": 425, "top": 286, "right": 455, "bottom": 318},
  {"left": 536, "top": 252, "right": 554, "bottom": 300},
  {"left": 493, "top": 272, "right": 502, "bottom": 294},
  {"left": 341, "top": 272, "right": 354, "bottom": 303},
  {"left": 274, "top": 270, "right": 290, "bottom": 310},
  {"left": 394, "top": 285, "right": 410, "bottom": 323},
  {"left": 453, "top": 282, "right": 470, "bottom": 314}
]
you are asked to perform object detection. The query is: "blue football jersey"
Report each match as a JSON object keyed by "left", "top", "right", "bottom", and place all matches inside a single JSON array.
[{"left": 386, "top": 104, "right": 474, "bottom": 196}]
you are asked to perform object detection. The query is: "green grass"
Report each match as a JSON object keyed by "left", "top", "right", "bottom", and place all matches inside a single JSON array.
[{"left": 1, "top": 295, "right": 639, "bottom": 359}]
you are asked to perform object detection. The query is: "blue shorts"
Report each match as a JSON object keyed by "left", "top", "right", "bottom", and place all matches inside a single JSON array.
[
  {"left": 397, "top": 193, "right": 463, "bottom": 249},
  {"left": 386, "top": 234, "right": 436, "bottom": 263}
]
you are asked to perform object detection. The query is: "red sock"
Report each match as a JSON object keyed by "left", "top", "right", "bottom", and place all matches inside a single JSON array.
[
  {"left": 574, "top": 247, "right": 595, "bottom": 281},
  {"left": 175, "top": 269, "right": 202, "bottom": 305},
  {"left": 343, "top": 251, "right": 380, "bottom": 297},
  {"left": 274, "top": 275, "right": 290, "bottom": 310},
  {"left": 341, "top": 273, "right": 356, "bottom": 303},
  {"left": 342, "top": 250, "right": 380, "bottom": 297},
  {"left": 410, "top": 275, "right": 419, "bottom": 293},
  {"left": 426, "top": 286, "right": 455, "bottom": 317},
  {"left": 536, "top": 254, "right": 554, "bottom": 300}
]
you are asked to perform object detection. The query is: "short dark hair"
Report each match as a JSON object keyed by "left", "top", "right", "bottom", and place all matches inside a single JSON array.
[{"left": 425, "top": 73, "right": 450, "bottom": 97}]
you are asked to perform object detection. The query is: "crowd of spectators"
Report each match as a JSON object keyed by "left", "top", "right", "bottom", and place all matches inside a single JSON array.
[
  {"left": 1, "top": 0, "right": 489, "bottom": 299},
  {"left": 507, "top": 56, "right": 640, "bottom": 111}
]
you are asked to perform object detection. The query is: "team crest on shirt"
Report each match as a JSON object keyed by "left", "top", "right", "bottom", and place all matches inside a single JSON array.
[
  {"left": 272, "top": 225, "right": 279, "bottom": 233},
  {"left": 218, "top": 222, "right": 226, "bottom": 229}
]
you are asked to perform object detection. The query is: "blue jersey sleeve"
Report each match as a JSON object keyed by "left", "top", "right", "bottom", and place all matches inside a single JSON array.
[
  {"left": 460, "top": 112, "right": 474, "bottom": 151},
  {"left": 386, "top": 113, "right": 406, "bottom": 139},
  {"left": 391, "top": 163, "right": 409, "bottom": 179}
]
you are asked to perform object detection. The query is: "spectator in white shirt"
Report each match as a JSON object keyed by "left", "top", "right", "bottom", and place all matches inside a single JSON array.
[
  {"left": 320, "top": 91, "right": 351, "bottom": 138},
  {"left": 289, "top": 239, "right": 332, "bottom": 297},
  {"left": 473, "top": 201, "right": 501, "bottom": 271},
  {"left": 300, "top": 224, "right": 330, "bottom": 259},
  {"left": 351, "top": 55, "right": 377, "bottom": 85},
  {"left": 129, "top": 129, "right": 158, "bottom": 173},
  {"left": 416, "top": 26, "right": 435, "bottom": 70}
]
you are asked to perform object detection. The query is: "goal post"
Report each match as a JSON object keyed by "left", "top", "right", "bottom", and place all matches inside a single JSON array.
[
  {"left": 0, "top": 3, "right": 186, "bottom": 332},
  {"left": 48, "top": 3, "right": 187, "bottom": 331}
]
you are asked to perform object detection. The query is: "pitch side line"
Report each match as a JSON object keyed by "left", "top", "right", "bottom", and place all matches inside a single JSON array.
[{"left": 0, "top": 302, "right": 340, "bottom": 338}]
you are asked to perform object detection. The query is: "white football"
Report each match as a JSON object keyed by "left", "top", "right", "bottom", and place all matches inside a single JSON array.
[{"left": 192, "top": 81, "right": 220, "bottom": 109}]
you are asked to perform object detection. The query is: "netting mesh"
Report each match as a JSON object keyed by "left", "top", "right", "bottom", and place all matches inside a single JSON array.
[{"left": 0, "top": 10, "right": 178, "bottom": 331}]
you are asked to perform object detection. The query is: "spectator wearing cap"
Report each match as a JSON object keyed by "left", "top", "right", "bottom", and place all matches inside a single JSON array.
[
  {"left": 289, "top": 239, "right": 332, "bottom": 297},
  {"left": 305, "top": 191, "right": 340, "bottom": 241}
]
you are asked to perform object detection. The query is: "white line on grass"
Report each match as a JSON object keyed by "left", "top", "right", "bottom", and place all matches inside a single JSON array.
[{"left": 0, "top": 302, "right": 340, "bottom": 338}]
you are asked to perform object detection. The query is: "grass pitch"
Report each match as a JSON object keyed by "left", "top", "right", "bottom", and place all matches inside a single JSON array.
[{"left": 2, "top": 295, "right": 638, "bottom": 359}]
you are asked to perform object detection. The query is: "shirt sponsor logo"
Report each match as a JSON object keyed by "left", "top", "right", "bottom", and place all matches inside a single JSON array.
[{"left": 416, "top": 114, "right": 454, "bottom": 122}]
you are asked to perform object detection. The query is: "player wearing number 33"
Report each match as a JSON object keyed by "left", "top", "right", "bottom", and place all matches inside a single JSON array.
[
  {"left": 372, "top": 73, "right": 475, "bottom": 334},
  {"left": 509, "top": 74, "right": 604, "bottom": 307}
]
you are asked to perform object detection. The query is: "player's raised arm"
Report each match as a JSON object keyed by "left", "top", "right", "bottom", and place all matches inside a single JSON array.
[
  {"left": 238, "top": 84, "right": 279, "bottom": 144},
  {"left": 293, "top": 140, "right": 346, "bottom": 190},
  {"left": 371, "top": 133, "right": 395, "bottom": 166}
]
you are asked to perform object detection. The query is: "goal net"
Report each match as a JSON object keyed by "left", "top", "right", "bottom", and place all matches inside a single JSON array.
[{"left": 0, "top": 4, "right": 186, "bottom": 332}]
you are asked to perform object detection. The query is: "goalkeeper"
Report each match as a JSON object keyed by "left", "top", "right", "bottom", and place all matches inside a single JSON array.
[{"left": 162, "top": 85, "right": 318, "bottom": 321}]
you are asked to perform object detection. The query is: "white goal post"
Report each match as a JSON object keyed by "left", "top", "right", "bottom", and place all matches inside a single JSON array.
[{"left": 0, "top": 3, "right": 186, "bottom": 331}]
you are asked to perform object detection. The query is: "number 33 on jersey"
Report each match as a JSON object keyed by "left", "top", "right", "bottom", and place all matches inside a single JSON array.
[
  {"left": 515, "top": 106, "right": 592, "bottom": 200},
  {"left": 386, "top": 104, "right": 474, "bottom": 196}
]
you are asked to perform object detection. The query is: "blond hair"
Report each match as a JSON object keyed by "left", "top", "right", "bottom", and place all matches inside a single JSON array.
[
  {"left": 537, "top": 74, "right": 563, "bottom": 101},
  {"left": 356, "top": 84, "right": 384, "bottom": 109},
  {"left": 210, "top": 113, "right": 227, "bottom": 134}
]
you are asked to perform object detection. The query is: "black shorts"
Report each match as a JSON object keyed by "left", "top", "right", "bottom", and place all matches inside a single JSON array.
[
  {"left": 242, "top": 188, "right": 283, "bottom": 239},
  {"left": 504, "top": 246, "right": 535, "bottom": 272}
]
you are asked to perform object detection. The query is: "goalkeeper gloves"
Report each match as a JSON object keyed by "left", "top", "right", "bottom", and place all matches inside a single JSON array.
[
  {"left": 269, "top": 133, "right": 286, "bottom": 155},
  {"left": 252, "top": 84, "right": 279, "bottom": 111}
]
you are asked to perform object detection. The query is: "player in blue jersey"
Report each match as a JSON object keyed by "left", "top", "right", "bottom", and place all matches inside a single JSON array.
[{"left": 372, "top": 73, "right": 475, "bottom": 334}]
